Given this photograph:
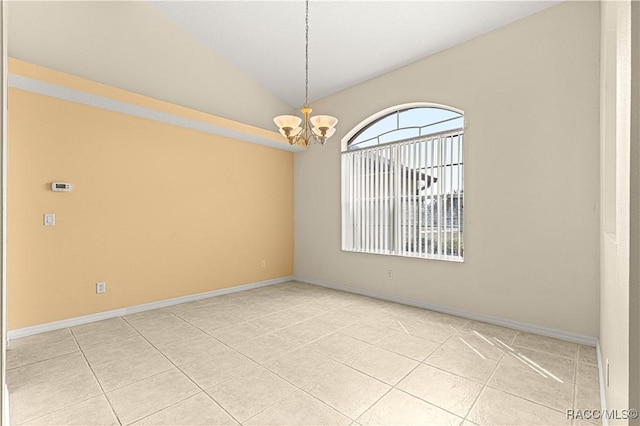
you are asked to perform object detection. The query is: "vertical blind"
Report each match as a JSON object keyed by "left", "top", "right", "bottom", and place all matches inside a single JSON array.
[{"left": 341, "top": 129, "right": 464, "bottom": 261}]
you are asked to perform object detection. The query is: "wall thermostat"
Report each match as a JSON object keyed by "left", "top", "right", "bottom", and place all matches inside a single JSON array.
[{"left": 51, "top": 182, "right": 72, "bottom": 192}]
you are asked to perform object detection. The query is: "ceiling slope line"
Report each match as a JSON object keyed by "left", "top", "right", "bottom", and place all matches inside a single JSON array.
[{"left": 8, "top": 73, "right": 304, "bottom": 153}]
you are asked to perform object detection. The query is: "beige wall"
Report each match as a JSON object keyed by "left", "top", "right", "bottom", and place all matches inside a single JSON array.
[
  {"left": 7, "top": 1, "right": 293, "bottom": 130},
  {"left": 294, "top": 1, "right": 600, "bottom": 337},
  {"left": 8, "top": 62, "right": 294, "bottom": 330}
]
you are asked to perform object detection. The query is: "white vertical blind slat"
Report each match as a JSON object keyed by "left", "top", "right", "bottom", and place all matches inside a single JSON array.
[
  {"left": 376, "top": 149, "right": 381, "bottom": 252},
  {"left": 451, "top": 135, "right": 454, "bottom": 258},
  {"left": 430, "top": 137, "right": 435, "bottom": 257},
  {"left": 345, "top": 153, "right": 349, "bottom": 250},
  {"left": 358, "top": 151, "right": 363, "bottom": 251},
  {"left": 438, "top": 135, "right": 443, "bottom": 257},
  {"left": 384, "top": 145, "right": 388, "bottom": 253},
  {"left": 413, "top": 143, "right": 417, "bottom": 256},
  {"left": 341, "top": 128, "right": 463, "bottom": 261},
  {"left": 419, "top": 140, "right": 424, "bottom": 257}
]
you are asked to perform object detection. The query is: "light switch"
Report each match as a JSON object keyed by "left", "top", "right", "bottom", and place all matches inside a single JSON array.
[{"left": 44, "top": 213, "right": 55, "bottom": 226}]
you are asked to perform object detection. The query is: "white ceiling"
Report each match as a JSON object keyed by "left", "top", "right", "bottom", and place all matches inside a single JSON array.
[{"left": 149, "top": 1, "right": 560, "bottom": 108}]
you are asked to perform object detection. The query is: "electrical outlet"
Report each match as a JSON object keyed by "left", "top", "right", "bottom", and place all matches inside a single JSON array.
[
  {"left": 260, "top": 260, "right": 266, "bottom": 268},
  {"left": 387, "top": 270, "right": 393, "bottom": 280},
  {"left": 606, "top": 358, "right": 610, "bottom": 387},
  {"left": 96, "top": 281, "right": 106, "bottom": 294}
]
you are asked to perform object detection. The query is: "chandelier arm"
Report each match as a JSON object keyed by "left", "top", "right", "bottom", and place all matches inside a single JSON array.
[{"left": 310, "top": 131, "right": 324, "bottom": 145}]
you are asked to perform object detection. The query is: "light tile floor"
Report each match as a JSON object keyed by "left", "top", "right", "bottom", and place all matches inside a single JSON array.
[{"left": 7, "top": 281, "right": 601, "bottom": 425}]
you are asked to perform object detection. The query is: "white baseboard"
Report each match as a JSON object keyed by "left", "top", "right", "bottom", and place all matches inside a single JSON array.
[
  {"left": 8, "top": 276, "right": 293, "bottom": 341},
  {"left": 295, "top": 275, "right": 598, "bottom": 347},
  {"left": 596, "top": 341, "right": 609, "bottom": 426},
  {"left": 10, "top": 274, "right": 598, "bottom": 348}
]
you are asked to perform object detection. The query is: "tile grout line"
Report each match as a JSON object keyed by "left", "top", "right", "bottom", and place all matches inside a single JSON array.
[
  {"left": 483, "top": 330, "right": 583, "bottom": 417},
  {"left": 269, "top": 320, "right": 363, "bottom": 350},
  {"left": 6, "top": 328, "right": 80, "bottom": 371},
  {"left": 230, "top": 379, "right": 298, "bottom": 425},
  {"left": 120, "top": 316, "right": 244, "bottom": 426},
  {"left": 290, "top": 314, "right": 496, "bottom": 422},
  {"left": 163, "top": 306, "right": 310, "bottom": 370},
  {"left": 325, "top": 326, "right": 460, "bottom": 424},
  {"left": 386, "top": 332, "right": 471, "bottom": 423},
  {"left": 353, "top": 354, "right": 435, "bottom": 423},
  {"left": 416, "top": 326, "right": 509, "bottom": 383},
  {"left": 71, "top": 330, "right": 176, "bottom": 394},
  {"left": 575, "top": 344, "right": 580, "bottom": 396},
  {"left": 212, "top": 305, "right": 369, "bottom": 423},
  {"left": 6, "top": 347, "right": 80, "bottom": 372},
  {"left": 68, "top": 327, "right": 124, "bottom": 426},
  {"left": 11, "top": 286, "right": 373, "bottom": 423},
  {"left": 510, "top": 343, "right": 582, "bottom": 361},
  {"left": 460, "top": 331, "right": 514, "bottom": 423},
  {"left": 10, "top": 282, "right": 596, "bottom": 426},
  {"left": 226, "top": 322, "right": 353, "bottom": 422},
  {"left": 233, "top": 315, "right": 408, "bottom": 423},
  {"left": 247, "top": 308, "right": 332, "bottom": 335},
  {"left": 125, "top": 300, "right": 347, "bottom": 426},
  {"left": 14, "top": 394, "right": 113, "bottom": 426},
  {"left": 576, "top": 348, "right": 603, "bottom": 426},
  {"left": 11, "top": 329, "right": 111, "bottom": 425},
  {"left": 171, "top": 289, "right": 366, "bottom": 365},
  {"left": 257, "top": 341, "right": 372, "bottom": 422},
  {"left": 481, "top": 383, "right": 581, "bottom": 417},
  {"left": 572, "top": 344, "right": 581, "bottom": 425},
  {"left": 170, "top": 296, "right": 338, "bottom": 350},
  {"left": 224, "top": 290, "right": 364, "bottom": 422},
  {"left": 151, "top": 308, "right": 257, "bottom": 355}
]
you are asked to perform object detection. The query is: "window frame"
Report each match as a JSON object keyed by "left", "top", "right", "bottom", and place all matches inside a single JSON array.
[
  {"left": 341, "top": 102, "right": 465, "bottom": 151},
  {"left": 341, "top": 103, "right": 465, "bottom": 262}
]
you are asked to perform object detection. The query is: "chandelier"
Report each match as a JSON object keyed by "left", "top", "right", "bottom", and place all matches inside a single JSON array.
[{"left": 273, "top": 0, "right": 338, "bottom": 147}]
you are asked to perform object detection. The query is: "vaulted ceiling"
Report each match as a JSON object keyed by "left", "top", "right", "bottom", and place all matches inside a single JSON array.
[
  {"left": 149, "top": 1, "right": 560, "bottom": 107},
  {"left": 8, "top": 1, "right": 560, "bottom": 129}
]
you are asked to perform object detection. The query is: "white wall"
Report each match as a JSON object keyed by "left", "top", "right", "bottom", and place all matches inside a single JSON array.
[
  {"left": 7, "top": 1, "right": 293, "bottom": 130},
  {"left": 630, "top": 0, "right": 640, "bottom": 416},
  {"left": 632, "top": 193, "right": 640, "bottom": 407},
  {"left": 1, "top": 2, "right": 6, "bottom": 423},
  {"left": 294, "top": 1, "right": 600, "bottom": 338},
  {"left": 600, "top": 0, "right": 638, "bottom": 421}
]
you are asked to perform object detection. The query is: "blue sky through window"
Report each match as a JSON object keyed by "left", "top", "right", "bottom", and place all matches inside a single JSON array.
[
  {"left": 349, "top": 107, "right": 463, "bottom": 149},
  {"left": 347, "top": 107, "right": 464, "bottom": 194}
]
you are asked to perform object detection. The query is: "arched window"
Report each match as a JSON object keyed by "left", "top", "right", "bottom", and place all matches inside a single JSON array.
[{"left": 341, "top": 104, "right": 465, "bottom": 261}]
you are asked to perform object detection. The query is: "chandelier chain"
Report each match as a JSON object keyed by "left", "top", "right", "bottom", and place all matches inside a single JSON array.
[{"left": 305, "top": 0, "right": 309, "bottom": 107}]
